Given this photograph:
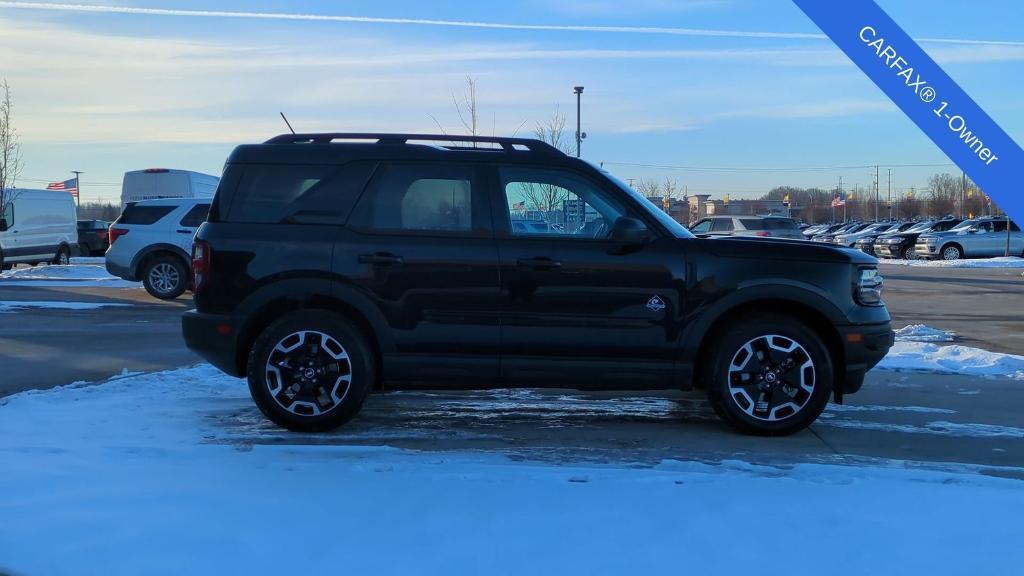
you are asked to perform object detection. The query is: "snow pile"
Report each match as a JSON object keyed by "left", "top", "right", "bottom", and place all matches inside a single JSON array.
[
  {"left": 1, "top": 366, "right": 1022, "bottom": 575},
  {"left": 878, "top": 341, "right": 1024, "bottom": 378},
  {"left": 894, "top": 324, "right": 956, "bottom": 342},
  {"left": 0, "top": 300, "right": 131, "bottom": 312},
  {"left": 0, "top": 262, "right": 139, "bottom": 287},
  {"left": 880, "top": 256, "right": 1024, "bottom": 268}
]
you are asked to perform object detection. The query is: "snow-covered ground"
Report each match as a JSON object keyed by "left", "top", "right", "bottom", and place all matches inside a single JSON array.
[
  {"left": 894, "top": 323, "right": 956, "bottom": 342},
  {"left": 879, "top": 256, "right": 1024, "bottom": 268},
  {"left": 0, "top": 300, "right": 130, "bottom": 312},
  {"left": 0, "top": 259, "right": 139, "bottom": 287},
  {"left": 0, "top": 364, "right": 1021, "bottom": 575},
  {"left": 880, "top": 324, "right": 1024, "bottom": 378}
]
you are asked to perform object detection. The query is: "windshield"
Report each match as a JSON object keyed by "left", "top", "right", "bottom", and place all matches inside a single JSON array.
[
  {"left": 906, "top": 221, "right": 933, "bottom": 232},
  {"left": 600, "top": 167, "right": 695, "bottom": 238},
  {"left": 950, "top": 219, "right": 978, "bottom": 232}
]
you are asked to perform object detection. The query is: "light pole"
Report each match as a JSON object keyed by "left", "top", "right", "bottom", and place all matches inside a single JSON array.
[{"left": 573, "top": 86, "right": 585, "bottom": 158}]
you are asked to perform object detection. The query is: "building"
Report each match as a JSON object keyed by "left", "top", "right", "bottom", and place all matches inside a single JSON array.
[{"left": 687, "top": 195, "right": 790, "bottom": 224}]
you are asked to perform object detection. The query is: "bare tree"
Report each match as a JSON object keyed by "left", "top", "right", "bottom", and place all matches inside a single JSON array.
[
  {"left": 516, "top": 108, "right": 574, "bottom": 216},
  {"left": 0, "top": 79, "right": 23, "bottom": 228},
  {"left": 452, "top": 76, "right": 479, "bottom": 137},
  {"left": 634, "top": 178, "right": 661, "bottom": 198},
  {"left": 662, "top": 178, "right": 681, "bottom": 199}
]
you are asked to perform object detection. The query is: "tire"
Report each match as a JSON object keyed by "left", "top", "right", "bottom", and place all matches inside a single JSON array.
[
  {"left": 703, "top": 313, "right": 833, "bottom": 436},
  {"left": 52, "top": 245, "right": 71, "bottom": 265},
  {"left": 141, "top": 254, "right": 188, "bottom": 300},
  {"left": 247, "top": 310, "right": 375, "bottom": 432},
  {"left": 902, "top": 245, "right": 918, "bottom": 260},
  {"left": 941, "top": 244, "right": 963, "bottom": 261},
  {"left": 79, "top": 243, "right": 92, "bottom": 257}
]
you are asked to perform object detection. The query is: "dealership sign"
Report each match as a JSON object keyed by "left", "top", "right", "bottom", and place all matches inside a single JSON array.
[{"left": 793, "top": 0, "right": 1023, "bottom": 224}]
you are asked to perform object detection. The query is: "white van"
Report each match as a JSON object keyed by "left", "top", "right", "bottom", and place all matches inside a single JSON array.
[
  {"left": 120, "top": 169, "right": 219, "bottom": 207},
  {"left": 0, "top": 189, "right": 78, "bottom": 269}
]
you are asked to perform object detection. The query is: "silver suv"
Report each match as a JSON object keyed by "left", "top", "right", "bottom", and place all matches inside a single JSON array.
[
  {"left": 915, "top": 217, "right": 1023, "bottom": 260},
  {"left": 105, "top": 198, "right": 211, "bottom": 299},
  {"left": 688, "top": 216, "right": 804, "bottom": 239}
]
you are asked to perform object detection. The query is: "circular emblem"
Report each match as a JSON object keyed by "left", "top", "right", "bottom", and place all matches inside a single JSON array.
[
  {"left": 764, "top": 372, "right": 778, "bottom": 384},
  {"left": 303, "top": 368, "right": 317, "bottom": 379}
]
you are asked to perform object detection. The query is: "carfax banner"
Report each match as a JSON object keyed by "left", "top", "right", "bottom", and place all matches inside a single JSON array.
[{"left": 793, "top": 0, "right": 1023, "bottom": 224}]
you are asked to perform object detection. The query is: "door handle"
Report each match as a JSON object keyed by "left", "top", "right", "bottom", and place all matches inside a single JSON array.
[
  {"left": 517, "top": 257, "right": 561, "bottom": 270},
  {"left": 176, "top": 229, "right": 193, "bottom": 235},
  {"left": 358, "top": 253, "right": 403, "bottom": 266}
]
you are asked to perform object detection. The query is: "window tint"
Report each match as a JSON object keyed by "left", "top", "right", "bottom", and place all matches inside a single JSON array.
[
  {"left": 118, "top": 204, "right": 175, "bottom": 225},
  {"left": 976, "top": 221, "right": 994, "bottom": 232},
  {"left": 689, "top": 219, "right": 712, "bottom": 234},
  {"left": 350, "top": 163, "right": 476, "bottom": 233},
  {"left": 179, "top": 204, "right": 210, "bottom": 228},
  {"left": 500, "top": 167, "right": 629, "bottom": 239},
  {"left": 992, "top": 220, "right": 1007, "bottom": 233},
  {"left": 933, "top": 220, "right": 958, "bottom": 232},
  {"left": 711, "top": 218, "right": 734, "bottom": 232},
  {"left": 229, "top": 165, "right": 334, "bottom": 223},
  {"left": 1011, "top": 222, "right": 1021, "bottom": 232},
  {"left": 224, "top": 162, "right": 375, "bottom": 224},
  {"left": 762, "top": 218, "right": 798, "bottom": 230},
  {"left": 738, "top": 218, "right": 761, "bottom": 230}
]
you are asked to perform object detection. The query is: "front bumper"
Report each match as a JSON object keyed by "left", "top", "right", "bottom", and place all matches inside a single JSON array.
[
  {"left": 182, "top": 309, "right": 244, "bottom": 377},
  {"left": 874, "top": 243, "right": 905, "bottom": 258},
  {"left": 915, "top": 242, "right": 939, "bottom": 258},
  {"left": 836, "top": 321, "right": 894, "bottom": 398}
]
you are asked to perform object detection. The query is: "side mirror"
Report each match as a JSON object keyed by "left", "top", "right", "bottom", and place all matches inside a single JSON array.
[{"left": 610, "top": 217, "right": 649, "bottom": 245}]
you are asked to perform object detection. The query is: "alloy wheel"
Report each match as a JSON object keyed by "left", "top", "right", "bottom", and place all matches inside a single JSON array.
[
  {"left": 942, "top": 246, "right": 961, "bottom": 260},
  {"left": 726, "top": 334, "right": 815, "bottom": 422},
  {"left": 264, "top": 330, "right": 352, "bottom": 417},
  {"left": 148, "top": 263, "right": 180, "bottom": 294}
]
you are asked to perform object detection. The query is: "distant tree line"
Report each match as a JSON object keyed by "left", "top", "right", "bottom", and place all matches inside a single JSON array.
[{"left": 78, "top": 201, "right": 120, "bottom": 221}]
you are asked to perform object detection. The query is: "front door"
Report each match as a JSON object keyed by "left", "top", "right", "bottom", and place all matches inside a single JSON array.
[
  {"left": 336, "top": 162, "right": 501, "bottom": 384},
  {"left": 493, "top": 166, "right": 685, "bottom": 388}
]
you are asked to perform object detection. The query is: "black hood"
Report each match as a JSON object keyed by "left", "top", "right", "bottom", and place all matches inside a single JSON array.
[{"left": 695, "top": 235, "right": 876, "bottom": 265}]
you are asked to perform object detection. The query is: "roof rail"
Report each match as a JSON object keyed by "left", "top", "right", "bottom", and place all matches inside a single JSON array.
[{"left": 263, "top": 133, "right": 564, "bottom": 155}]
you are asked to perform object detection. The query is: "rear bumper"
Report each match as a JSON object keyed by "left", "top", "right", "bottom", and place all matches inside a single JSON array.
[
  {"left": 182, "top": 309, "right": 244, "bottom": 377},
  {"left": 837, "top": 321, "right": 894, "bottom": 396},
  {"left": 105, "top": 259, "right": 134, "bottom": 281}
]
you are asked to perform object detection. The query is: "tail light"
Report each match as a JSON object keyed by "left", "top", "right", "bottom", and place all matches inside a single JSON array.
[
  {"left": 192, "top": 240, "right": 211, "bottom": 293},
  {"left": 108, "top": 226, "right": 129, "bottom": 244},
  {"left": 755, "top": 231, "right": 771, "bottom": 237}
]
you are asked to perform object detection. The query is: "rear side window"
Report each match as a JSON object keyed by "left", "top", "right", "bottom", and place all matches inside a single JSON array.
[
  {"left": 711, "top": 218, "right": 734, "bottom": 232},
  {"left": 349, "top": 163, "right": 482, "bottom": 234},
  {"left": 738, "top": 218, "right": 762, "bottom": 230},
  {"left": 225, "top": 162, "right": 375, "bottom": 224},
  {"left": 179, "top": 204, "right": 210, "bottom": 228},
  {"left": 118, "top": 204, "right": 175, "bottom": 225},
  {"left": 762, "top": 218, "right": 798, "bottom": 230}
]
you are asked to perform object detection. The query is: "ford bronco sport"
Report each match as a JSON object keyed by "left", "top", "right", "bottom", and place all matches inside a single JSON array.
[{"left": 182, "top": 133, "right": 893, "bottom": 436}]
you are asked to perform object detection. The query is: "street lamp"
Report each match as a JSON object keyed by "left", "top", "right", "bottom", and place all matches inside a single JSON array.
[{"left": 573, "top": 86, "right": 585, "bottom": 158}]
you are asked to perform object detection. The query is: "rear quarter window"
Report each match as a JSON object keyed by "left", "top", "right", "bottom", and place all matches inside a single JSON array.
[
  {"left": 762, "top": 218, "right": 798, "bottom": 230},
  {"left": 223, "top": 161, "right": 376, "bottom": 224},
  {"left": 738, "top": 218, "right": 762, "bottom": 230},
  {"left": 117, "top": 204, "right": 176, "bottom": 225}
]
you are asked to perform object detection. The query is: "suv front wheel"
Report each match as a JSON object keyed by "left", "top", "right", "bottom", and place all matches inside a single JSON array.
[
  {"left": 142, "top": 254, "right": 188, "bottom": 299},
  {"left": 247, "top": 310, "right": 375, "bottom": 432},
  {"left": 704, "top": 314, "right": 833, "bottom": 436}
]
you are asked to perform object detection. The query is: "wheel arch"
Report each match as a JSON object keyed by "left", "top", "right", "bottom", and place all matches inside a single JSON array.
[
  {"left": 130, "top": 243, "right": 190, "bottom": 278},
  {"left": 682, "top": 289, "right": 846, "bottom": 396},
  {"left": 940, "top": 241, "right": 964, "bottom": 258}
]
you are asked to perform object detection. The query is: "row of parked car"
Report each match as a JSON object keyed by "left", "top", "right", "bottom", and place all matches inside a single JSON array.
[{"left": 803, "top": 217, "right": 1024, "bottom": 260}]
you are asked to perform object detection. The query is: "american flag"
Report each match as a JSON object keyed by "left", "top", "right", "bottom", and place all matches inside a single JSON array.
[
  {"left": 47, "top": 178, "right": 78, "bottom": 198},
  {"left": 831, "top": 196, "right": 845, "bottom": 208}
]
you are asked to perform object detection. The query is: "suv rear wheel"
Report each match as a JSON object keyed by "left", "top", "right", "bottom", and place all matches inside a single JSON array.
[
  {"left": 142, "top": 254, "right": 188, "bottom": 299},
  {"left": 704, "top": 314, "right": 833, "bottom": 436},
  {"left": 247, "top": 310, "right": 375, "bottom": 432},
  {"left": 52, "top": 245, "right": 70, "bottom": 265}
]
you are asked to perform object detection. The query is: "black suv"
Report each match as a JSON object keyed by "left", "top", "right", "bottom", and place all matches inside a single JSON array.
[{"left": 182, "top": 133, "right": 893, "bottom": 436}]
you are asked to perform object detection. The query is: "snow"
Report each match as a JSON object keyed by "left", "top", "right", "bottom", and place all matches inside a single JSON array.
[
  {"left": 878, "top": 341, "right": 1024, "bottom": 379},
  {"left": 894, "top": 323, "right": 956, "bottom": 342},
  {"left": 1, "top": 365, "right": 1023, "bottom": 575},
  {"left": 0, "top": 300, "right": 131, "bottom": 312},
  {"left": 880, "top": 256, "right": 1024, "bottom": 268},
  {"left": 0, "top": 262, "right": 140, "bottom": 287}
]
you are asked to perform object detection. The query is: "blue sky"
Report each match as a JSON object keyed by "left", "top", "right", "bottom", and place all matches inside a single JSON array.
[{"left": 2, "top": 0, "right": 1022, "bottom": 203}]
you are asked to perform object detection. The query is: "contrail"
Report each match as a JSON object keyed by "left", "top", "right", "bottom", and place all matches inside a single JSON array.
[{"left": 1, "top": 1, "right": 1022, "bottom": 46}]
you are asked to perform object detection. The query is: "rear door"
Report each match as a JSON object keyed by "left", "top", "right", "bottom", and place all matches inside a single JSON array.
[
  {"left": 172, "top": 202, "right": 211, "bottom": 256},
  {"left": 335, "top": 162, "right": 501, "bottom": 384},
  {"left": 493, "top": 165, "right": 684, "bottom": 388}
]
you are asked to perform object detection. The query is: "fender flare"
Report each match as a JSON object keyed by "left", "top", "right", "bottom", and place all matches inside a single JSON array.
[{"left": 677, "top": 282, "right": 847, "bottom": 369}]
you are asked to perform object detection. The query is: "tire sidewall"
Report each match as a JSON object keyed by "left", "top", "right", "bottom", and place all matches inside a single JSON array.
[
  {"left": 142, "top": 255, "right": 188, "bottom": 299},
  {"left": 705, "top": 315, "right": 833, "bottom": 436},
  {"left": 247, "top": 310, "right": 375, "bottom": 432}
]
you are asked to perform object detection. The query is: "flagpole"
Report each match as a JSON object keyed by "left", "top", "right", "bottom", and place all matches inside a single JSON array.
[{"left": 71, "top": 171, "right": 83, "bottom": 209}]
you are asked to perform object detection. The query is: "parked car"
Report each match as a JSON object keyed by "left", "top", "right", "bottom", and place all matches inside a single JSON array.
[
  {"left": 873, "top": 219, "right": 962, "bottom": 260},
  {"left": 0, "top": 189, "right": 77, "bottom": 270},
  {"left": 120, "top": 168, "right": 219, "bottom": 207},
  {"left": 182, "top": 132, "right": 893, "bottom": 437},
  {"left": 688, "top": 215, "right": 804, "bottom": 239},
  {"left": 915, "top": 217, "right": 1024, "bottom": 260},
  {"left": 105, "top": 198, "right": 210, "bottom": 299},
  {"left": 76, "top": 219, "right": 110, "bottom": 256},
  {"left": 812, "top": 222, "right": 868, "bottom": 243},
  {"left": 848, "top": 221, "right": 915, "bottom": 255}
]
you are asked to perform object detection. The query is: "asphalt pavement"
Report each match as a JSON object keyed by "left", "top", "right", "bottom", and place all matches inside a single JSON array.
[{"left": 1, "top": 263, "right": 1022, "bottom": 472}]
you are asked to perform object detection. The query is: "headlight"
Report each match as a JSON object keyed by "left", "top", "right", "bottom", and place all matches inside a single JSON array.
[{"left": 855, "top": 267, "right": 884, "bottom": 306}]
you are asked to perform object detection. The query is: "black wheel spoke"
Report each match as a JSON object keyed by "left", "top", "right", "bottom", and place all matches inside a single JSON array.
[
  {"left": 727, "top": 333, "right": 816, "bottom": 422},
  {"left": 265, "top": 330, "right": 354, "bottom": 418}
]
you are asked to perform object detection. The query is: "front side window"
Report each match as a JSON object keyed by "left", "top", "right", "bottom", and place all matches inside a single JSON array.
[
  {"left": 500, "top": 167, "right": 629, "bottom": 239},
  {"left": 2, "top": 202, "right": 13, "bottom": 230},
  {"left": 350, "top": 163, "right": 477, "bottom": 234},
  {"left": 118, "top": 204, "right": 175, "bottom": 225},
  {"left": 689, "top": 219, "right": 712, "bottom": 234}
]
